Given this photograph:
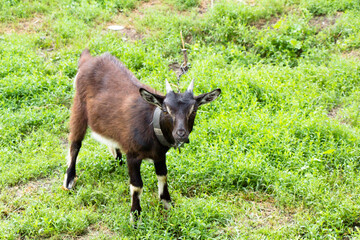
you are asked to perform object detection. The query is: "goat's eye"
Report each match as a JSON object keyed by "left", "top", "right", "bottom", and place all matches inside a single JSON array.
[{"left": 189, "top": 110, "right": 196, "bottom": 117}]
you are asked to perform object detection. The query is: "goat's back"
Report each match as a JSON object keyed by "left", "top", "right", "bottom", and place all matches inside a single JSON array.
[{"left": 73, "top": 51, "right": 161, "bottom": 155}]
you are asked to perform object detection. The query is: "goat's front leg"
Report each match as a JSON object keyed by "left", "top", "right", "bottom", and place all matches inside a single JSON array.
[
  {"left": 127, "top": 157, "right": 143, "bottom": 223},
  {"left": 154, "top": 160, "right": 171, "bottom": 209}
]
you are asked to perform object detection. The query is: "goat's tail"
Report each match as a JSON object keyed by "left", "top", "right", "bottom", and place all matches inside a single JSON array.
[{"left": 78, "top": 49, "right": 92, "bottom": 69}]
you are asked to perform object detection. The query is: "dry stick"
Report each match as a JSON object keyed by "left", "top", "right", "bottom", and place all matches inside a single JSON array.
[
  {"left": 180, "top": 30, "right": 185, "bottom": 49},
  {"left": 180, "top": 31, "right": 188, "bottom": 67},
  {"left": 178, "top": 31, "right": 189, "bottom": 92}
]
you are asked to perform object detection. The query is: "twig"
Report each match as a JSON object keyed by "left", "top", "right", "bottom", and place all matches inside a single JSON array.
[
  {"left": 173, "top": 31, "right": 190, "bottom": 93},
  {"left": 180, "top": 31, "right": 188, "bottom": 68},
  {"left": 180, "top": 30, "right": 185, "bottom": 49}
]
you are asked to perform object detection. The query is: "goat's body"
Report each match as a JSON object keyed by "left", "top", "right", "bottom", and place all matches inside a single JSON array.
[{"left": 64, "top": 50, "right": 221, "bottom": 224}]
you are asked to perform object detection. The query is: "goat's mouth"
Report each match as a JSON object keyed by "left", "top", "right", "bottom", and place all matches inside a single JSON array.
[{"left": 174, "top": 137, "right": 190, "bottom": 145}]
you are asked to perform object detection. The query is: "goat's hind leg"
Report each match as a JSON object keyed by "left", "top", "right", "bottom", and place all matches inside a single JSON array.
[
  {"left": 108, "top": 147, "right": 124, "bottom": 165},
  {"left": 63, "top": 97, "right": 87, "bottom": 190}
]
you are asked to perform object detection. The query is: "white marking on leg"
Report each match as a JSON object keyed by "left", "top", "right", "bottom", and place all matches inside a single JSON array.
[
  {"left": 157, "top": 175, "right": 171, "bottom": 209},
  {"left": 129, "top": 185, "right": 143, "bottom": 225},
  {"left": 130, "top": 185, "right": 143, "bottom": 197},
  {"left": 108, "top": 146, "right": 117, "bottom": 159},
  {"left": 130, "top": 184, "right": 143, "bottom": 205},
  {"left": 66, "top": 148, "right": 71, "bottom": 167},
  {"left": 157, "top": 175, "right": 167, "bottom": 198},
  {"left": 63, "top": 173, "right": 75, "bottom": 189},
  {"left": 63, "top": 173, "right": 68, "bottom": 188}
]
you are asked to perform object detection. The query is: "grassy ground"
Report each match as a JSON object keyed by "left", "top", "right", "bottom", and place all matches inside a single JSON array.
[{"left": 1, "top": 0, "right": 360, "bottom": 238}]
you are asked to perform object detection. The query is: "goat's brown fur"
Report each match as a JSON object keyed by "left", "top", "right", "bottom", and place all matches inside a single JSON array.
[{"left": 70, "top": 50, "right": 164, "bottom": 157}]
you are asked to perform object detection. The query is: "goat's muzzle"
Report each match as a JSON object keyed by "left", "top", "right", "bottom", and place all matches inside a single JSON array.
[{"left": 174, "top": 131, "right": 189, "bottom": 145}]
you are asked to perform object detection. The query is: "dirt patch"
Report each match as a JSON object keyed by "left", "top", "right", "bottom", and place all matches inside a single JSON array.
[
  {"left": 55, "top": 222, "right": 117, "bottom": 239},
  {"left": 120, "top": 27, "right": 143, "bottom": 41},
  {"left": 106, "top": 0, "right": 156, "bottom": 41},
  {"left": 1, "top": 177, "right": 58, "bottom": 218},
  {"left": 6, "top": 177, "right": 57, "bottom": 199},
  {"left": 169, "top": 61, "right": 190, "bottom": 80},
  {"left": 0, "top": 15, "right": 44, "bottom": 34},
  {"left": 252, "top": 10, "right": 342, "bottom": 31},
  {"left": 105, "top": 21, "right": 143, "bottom": 41},
  {"left": 224, "top": 192, "right": 296, "bottom": 236},
  {"left": 169, "top": 62, "right": 183, "bottom": 79},
  {"left": 251, "top": 16, "right": 280, "bottom": 29},
  {"left": 309, "top": 12, "right": 343, "bottom": 31},
  {"left": 342, "top": 50, "right": 360, "bottom": 59},
  {"left": 328, "top": 106, "right": 341, "bottom": 119},
  {"left": 104, "top": 21, "right": 144, "bottom": 41},
  {"left": 138, "top": 0, "right": 162, "bottom": 9},
  {"left": 77, "top": 222, "right": 117, "bottom": 240},
  {"left": 243, "top": 0, "right": 257, "bottom": 7},
  {"left": 198, "top": 0, "right": 212, "bottom": 14},
  {"left": 107, "top": 0, "right": 199, "bottom": 40},
  {"left": 133, "top": 0, "right": 163, "bottom": 17},
  {"left": 241, "top": 200, "right": 294, "bottom": 229},
  {"left": 136, "top": 0, "right": 194, "bottom": 18},
  {"left": 327, "top": 105, "right": 349, "bottom": 125}
]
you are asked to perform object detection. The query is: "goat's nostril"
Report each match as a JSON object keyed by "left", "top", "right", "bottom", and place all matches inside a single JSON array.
[{"left": 176, "top": 130, "right": 186, "bottom": 137}]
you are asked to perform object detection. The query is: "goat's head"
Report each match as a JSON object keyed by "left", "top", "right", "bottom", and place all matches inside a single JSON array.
[{"left": 140, "top": 80, "right": 221, "bottom": 145}]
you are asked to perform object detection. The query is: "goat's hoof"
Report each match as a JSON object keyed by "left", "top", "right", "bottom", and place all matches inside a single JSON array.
[
  {"left": 61, "top": 185, "right": 70, "bottom": 191},
  {"left": 161, "top": 199, "right": 172, "bottom": 210},
  {"left": 62, "top": 174, "right": 77, "bottom": 190},
  {"left": 130, "top": 212, "right": 142, "bottom": 228}
]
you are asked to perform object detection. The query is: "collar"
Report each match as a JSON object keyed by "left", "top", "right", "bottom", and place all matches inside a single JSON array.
[{"left": 153, "top": 107, "right": 175, "bottom": 148}]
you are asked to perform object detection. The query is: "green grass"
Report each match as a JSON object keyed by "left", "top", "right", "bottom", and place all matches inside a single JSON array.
[{"left": 1, "top": 0, "right": 360, "bottom": 238}]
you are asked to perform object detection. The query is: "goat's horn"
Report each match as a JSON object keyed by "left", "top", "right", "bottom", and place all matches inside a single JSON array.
[
  {"left": 186, "top": 79, "right": 194, "bottom": 93},
  {"left": 165, "top": 80, "right": 173, "bottom": 93}
]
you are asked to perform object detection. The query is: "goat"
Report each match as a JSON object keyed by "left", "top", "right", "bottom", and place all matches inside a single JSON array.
[{"left": 63, "top": 49, "right": 221, "bottom": 222}]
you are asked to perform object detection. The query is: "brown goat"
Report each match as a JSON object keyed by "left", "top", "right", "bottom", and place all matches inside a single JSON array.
[{"left": 63, "top": 49, "right": 221, "bottom": 223}]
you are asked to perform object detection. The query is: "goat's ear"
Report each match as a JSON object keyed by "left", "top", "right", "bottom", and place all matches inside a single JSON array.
[
  {"left": 195, "top": 88, "right": 221, "bottom": 107},
  {"left": 139, "top": 88, "right": 164, "bottom": 108}
]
